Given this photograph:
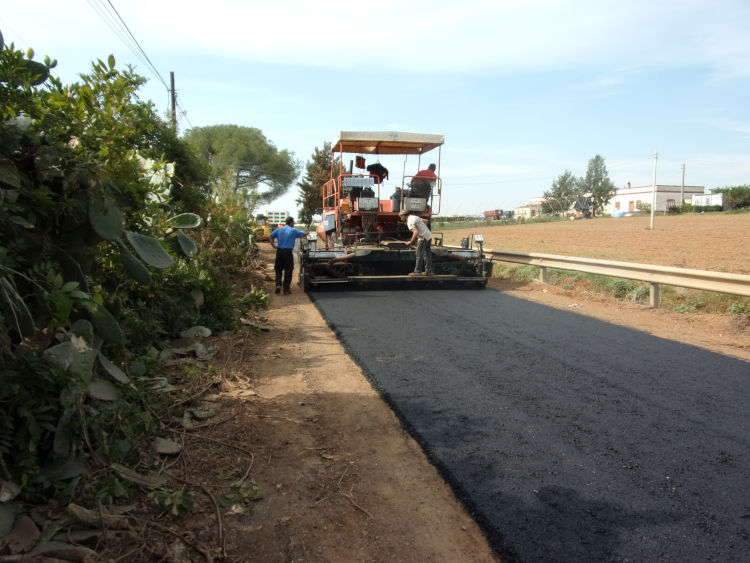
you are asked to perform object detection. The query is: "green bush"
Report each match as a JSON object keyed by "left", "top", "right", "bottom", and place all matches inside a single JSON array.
[
  {"left": 0, "top": 39, "right": 244, "bottom": 503},
  {"left": 696, "top": 205, "right": 723, "bottom": 213},
  {"left": 728, "top": 302, "right": 747, "bottom": 315},
  {"left": 715, "top": 185, "right": 750, "bottom": 210},
  {"left": 672, "top": 301, "right": 704, "bottom": 314},
  {"left": 495, "top": 264, "right": 539, "bottom": 283},
  {"left": 0, "top": 351, "right": 159, "bottom": 501}
]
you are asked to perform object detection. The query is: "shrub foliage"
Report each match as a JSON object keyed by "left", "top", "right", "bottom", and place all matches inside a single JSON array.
[{"left": 0, "top": 33, "right": 264, "bottom": 502}]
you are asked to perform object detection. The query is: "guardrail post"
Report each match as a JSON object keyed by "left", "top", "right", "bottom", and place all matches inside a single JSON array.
[
  {"left": 539, "top": 266, "right": 547, "bottom": 284},
  {"left": 650, "top": 283, "right": 660, "bottom": 308}
]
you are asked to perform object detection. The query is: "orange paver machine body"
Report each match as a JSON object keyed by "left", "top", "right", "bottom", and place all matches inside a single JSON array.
[{"left": 298, "top": 131, "right": 491, "bottom": 291}]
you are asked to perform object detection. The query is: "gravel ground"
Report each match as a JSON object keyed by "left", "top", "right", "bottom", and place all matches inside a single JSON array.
[{"left": 312, "top": 288, "right": 750, "bottom": 562}]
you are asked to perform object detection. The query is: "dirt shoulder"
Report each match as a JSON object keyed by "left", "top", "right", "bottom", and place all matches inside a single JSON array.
[{"left": 216, "top": 282, "right": 499, "bottom": 562}]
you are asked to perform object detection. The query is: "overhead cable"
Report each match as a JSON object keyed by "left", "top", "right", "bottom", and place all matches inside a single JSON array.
[{"left": 85, "top": 0, "right": 169, "bottom": 92}]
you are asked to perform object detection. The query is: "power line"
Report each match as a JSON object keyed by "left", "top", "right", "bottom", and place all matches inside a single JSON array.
[
  {"left": 85, "top": 0, "right": 150, "bottom": 73},
  {"left": 85, "top": 0, "right": 170, "bottom": 92},
  {"left": 85, "top": 0, "right": 193, "bottom": 132},
  {"left": 0, "top": 16, "right": 30, "bottom": 48},
  {"left": 103, "top": 0, "right": 170, "bottom": 91},
  {"left": 175, "top": 97, "right": 194, "bottom": 130}
]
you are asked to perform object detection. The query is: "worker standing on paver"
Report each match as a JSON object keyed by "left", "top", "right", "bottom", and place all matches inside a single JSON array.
[{"left": 399, "top": 209, "right": 433, "bottom": 276}]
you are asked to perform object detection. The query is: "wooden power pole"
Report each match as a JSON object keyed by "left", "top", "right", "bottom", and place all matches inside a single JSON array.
[
  {"left": 170, "top": 71, "right": 177, "bottom": 132},
  {"left": 681, "top": 164, "right": 686, "bottom": 205},
  {"left": 650, "top": 151, "right": 658, "bottom": 229}
]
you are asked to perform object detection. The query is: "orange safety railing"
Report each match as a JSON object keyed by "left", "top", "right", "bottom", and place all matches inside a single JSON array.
[
  {"left": 322, "top": 173, "right": 444, "bottom": 216},
  {"left": 322, "top": 174, "right": 383, "bottom": 212},
  {"left": 400, "top": 176, "right": 442, "bottom": 215}
]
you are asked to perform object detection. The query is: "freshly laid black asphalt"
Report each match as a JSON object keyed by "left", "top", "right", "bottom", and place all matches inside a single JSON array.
[{"left": 310, "top": 288, "right": 750, "bottom": 562}]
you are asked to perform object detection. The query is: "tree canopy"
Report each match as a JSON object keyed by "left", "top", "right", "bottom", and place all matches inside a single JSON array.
[
  {"left": 296, "top": 142, "right": 336, "bottom": 224},
  {"left": 715, "top": 185, "right": 750, "bottom": 210},
  {"left": 543, "top": 170, "right": 580, "bottom": 215},
  {"left": 580, "top": 155, "right": 616, "bottom": 216},
  {"left": 184, "top": 124, "right": 300, "bottom": 204}
]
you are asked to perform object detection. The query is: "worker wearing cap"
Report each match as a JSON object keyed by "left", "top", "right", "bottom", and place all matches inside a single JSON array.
[
  {"left": 399, "top": 209, "right": 433, "bottom": 276},
  {"left": 270, "top": 217, "right": 306, "bottom": 294}
]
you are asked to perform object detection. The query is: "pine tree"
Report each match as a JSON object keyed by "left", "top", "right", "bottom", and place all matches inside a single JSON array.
[{"left": 296, "top": 143, "right": 337, "bottom": 224}]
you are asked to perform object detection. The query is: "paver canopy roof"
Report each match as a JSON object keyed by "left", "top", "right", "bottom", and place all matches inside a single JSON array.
[{"left": 332, "top": 131, "right": 444, "bottom": 155}]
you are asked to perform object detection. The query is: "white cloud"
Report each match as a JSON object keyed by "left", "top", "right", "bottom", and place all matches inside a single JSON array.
[
  {"left": 6, "top": 0, "right": 748, "bottom": 77},
  {"left": 686, "top": 118, "right": 750, "bottom": 140}
]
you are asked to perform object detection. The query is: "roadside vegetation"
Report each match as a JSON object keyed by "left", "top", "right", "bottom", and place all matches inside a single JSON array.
[
  {"left": 0, "top": 32, "right": 297, "bottom": 551},
  {"left": 494, "top": 264, "right": 749, "bottom": 316}
]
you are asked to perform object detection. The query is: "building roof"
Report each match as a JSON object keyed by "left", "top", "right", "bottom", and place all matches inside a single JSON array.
[{"left": 616, "top": 184, "right": 704, "bottom": 194}]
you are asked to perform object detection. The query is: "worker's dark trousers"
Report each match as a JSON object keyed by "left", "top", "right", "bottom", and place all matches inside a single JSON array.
[
  {"left": 415, "top": 238, "right": 433, "bottom": 274},
  {"left": 274, "top": 249, "right": 295, "bottom": 289}
]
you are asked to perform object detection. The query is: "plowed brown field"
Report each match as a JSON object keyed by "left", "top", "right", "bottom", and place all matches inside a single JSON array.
[{"left": 439, "top": 213, "right": 750, "bottom": 274}]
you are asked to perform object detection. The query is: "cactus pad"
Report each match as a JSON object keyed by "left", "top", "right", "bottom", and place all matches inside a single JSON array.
[
  {"left": 125, "top": 231, "right": 174, "bottom": 269},
  {"left": 88, "top": 199, "right": 124, "bottom": 240},
  {"left": 177, "top": 230, "right": 198, "bottom": 258},
  {"left": 168, "top": 213, "right": 202, "bottom": 229}
]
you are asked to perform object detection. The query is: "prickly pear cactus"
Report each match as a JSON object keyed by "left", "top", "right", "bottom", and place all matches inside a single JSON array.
[
  {"left": 168, "top": 213, "right": 202, "bottom": 229},
  {"left": 70, "top": 319, "right": 95, "bottom": 345},
  {"left": 125, "top": 231, "right": 174, "bottom": 269},
  {"left": 177, "top": 230, "right": 198, "bottom": 258},
  {"left": 115, "top": 240, "right": 151, "bottom": 283},
  {"left": 86, "top": 302, "right": 124, "bottom": 346},
  {"left": 89, "top": 199, "right": 124, "bottom": 240},
  {"left": 0, "top": 158, "right": 21, "bottom": 188},
  {"left": 44, "top": 335, "right": 97, "bottom": 382}
]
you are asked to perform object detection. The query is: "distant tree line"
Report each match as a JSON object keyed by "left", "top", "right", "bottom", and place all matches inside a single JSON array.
[
  {"left": 715, "top": 185, "right": 750, "bottom": 210},
  {"left": 543, "top": 155, "right": 617, "bottom": 217}
]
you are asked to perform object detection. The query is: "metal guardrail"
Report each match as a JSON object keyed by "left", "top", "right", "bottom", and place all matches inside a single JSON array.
[{"left": 479, "top": 248, "right": 750, "bottom": 308}]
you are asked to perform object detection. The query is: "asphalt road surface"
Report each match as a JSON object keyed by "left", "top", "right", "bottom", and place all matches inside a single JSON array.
[{"left": 310, "top": 288, "right": 750, "bottom": 562}]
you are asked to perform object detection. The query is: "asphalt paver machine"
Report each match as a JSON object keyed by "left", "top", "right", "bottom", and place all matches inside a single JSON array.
[{"left": 299, "top": 131, "right": 492, "bottom": 291}]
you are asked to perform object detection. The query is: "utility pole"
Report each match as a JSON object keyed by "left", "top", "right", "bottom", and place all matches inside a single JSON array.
[
  {"left": 680, "top": 164, "right": 686, "bottom": 206},
  {"left": 170, "top": 71, "right": 177, "bottom": 133},
  {"left": 650, "top": 151, "right": 658, "bottom": 230}
]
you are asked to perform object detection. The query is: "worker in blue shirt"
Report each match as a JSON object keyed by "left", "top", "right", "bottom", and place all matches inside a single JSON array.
[{"left": 269, "top": 217, "right": 306, "bottom": 294}]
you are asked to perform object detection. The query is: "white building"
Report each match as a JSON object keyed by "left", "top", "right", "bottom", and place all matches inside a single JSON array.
[
  {"left": 266, "top": 210, "right": 289, "bottom": 225},
  {"left": 605, "top": 183, "right": 705, "bottom": 215},
  {"left": 691, "top": 192, "right": 723, "bottom": 207},
  {"left": 514, "top": 196, "right": 545, "bottom": 219}
]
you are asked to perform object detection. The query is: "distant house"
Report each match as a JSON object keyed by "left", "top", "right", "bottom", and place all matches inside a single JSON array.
[
  {"left": 514, "top": 196, "right": 544, "bottom": 219},
  {"left": 605, "top": 183, "right": 704, "bottom": 214},
  {"left": 691, "top": 192, "right": 723, "bottom": 207}
]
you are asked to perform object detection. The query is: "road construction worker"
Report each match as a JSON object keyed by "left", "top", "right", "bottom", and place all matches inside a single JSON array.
[{"left": 399, "top": 209, "right": 433, "bottom": 276}]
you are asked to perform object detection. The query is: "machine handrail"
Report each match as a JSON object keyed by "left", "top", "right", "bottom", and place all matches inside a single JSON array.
[
  {"left": 322, "top": 173, "right": 383, "bottom": 211},
  {"left": 401, "top": 176, "right": 442, "bottom": 215}
]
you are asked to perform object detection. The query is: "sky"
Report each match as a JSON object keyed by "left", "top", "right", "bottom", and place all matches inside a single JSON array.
[{"left": 3, "top": 0, "right": 749, "bottom": 216}]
